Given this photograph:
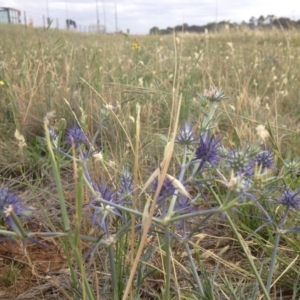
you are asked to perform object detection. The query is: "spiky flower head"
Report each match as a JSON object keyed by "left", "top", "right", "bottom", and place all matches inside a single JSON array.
[
  {"left": 218, "top": 144, "right": 229, "bottom": 158},
  {"left": 284, "top": 159, "right": 300, "bottom": 177},
  {"left": 0, "top": 188, "right": 32, "bottom": 231},
  {"left": 151, "top": 177, "right": 176, "bottom": 200},
  {"left": 48, "top": 126, "right": 58, "bottom": 140},
  {"left": 118, "top": 168, "right": 134, "bottom": 203},
  {"left": 278, "top": 190, "right": 300, "bottom": 210},
  {"left": 254, "top": 150, "right": 274, "bottom": 173},
  {"left": 193, "top": 134, "right": 221, "bottom": 173},
  {"left": 66, "top": 123, "right": 88, "bottom": 148},
  {"left": 88, "top": 181, "right": 122, "bottom": 232},
  {"left": 46, "top": 126, "right": 59, "bottom": 148},
  {"left": 174, "top": 196, "right": 194, "bottom": 214},
  {"left": 176, "top": 122, "right": 195, "bottom": 146},
  {"left": 201, "top": 87, "right": 227, "bottom": 102},
  {"left": 218, "top": 171, "right": 255, "bottom": 200},
  {"left": 229, "top": 151, "right": 250, "bottom": 175},
  {"left": 227, "top": 148, "right": 253, "bottom": 176}
]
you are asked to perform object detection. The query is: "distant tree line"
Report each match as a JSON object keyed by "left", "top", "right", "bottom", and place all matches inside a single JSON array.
[{"left": 149, "top": 15, "right": 300, "bottom": 35}]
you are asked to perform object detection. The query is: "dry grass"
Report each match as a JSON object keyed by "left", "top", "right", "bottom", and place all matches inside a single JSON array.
[{"left": 1, "top": 24, "right": 300, "bottom": 299}]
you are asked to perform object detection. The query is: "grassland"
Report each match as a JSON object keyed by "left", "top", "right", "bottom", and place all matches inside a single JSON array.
[{"left": 1, "top": 24, "right": 300, "bottom": 299}]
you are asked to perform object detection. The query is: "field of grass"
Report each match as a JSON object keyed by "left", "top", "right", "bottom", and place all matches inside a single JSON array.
[{"left": 1, "top": 23, "right": 300, "bottom": 299}]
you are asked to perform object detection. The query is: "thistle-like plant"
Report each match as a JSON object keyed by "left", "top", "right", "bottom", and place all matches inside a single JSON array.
[
  {"left": 0, "top": 187, "right": 32, "bottom": 238},
  {"left": 3, "top": 86, "right": 300, "bottom": 300}
]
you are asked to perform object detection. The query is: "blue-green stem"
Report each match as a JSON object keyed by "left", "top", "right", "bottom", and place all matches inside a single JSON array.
[
  {"left": 29, "top": 231, "right": 100, "bottom": 242},
  {"left": 71, "top": 161, "right": 93, "bottom": 299},
  {"left": 266, "top": 206, "right": 289, "bottom": 294},
  {"left": 167, "top": 145, "right": 188, "bottom": 218},
  {"left": 0, "top": 229, "right": 18, "bottom": 237},
  {"left": 165, "top": 144, "right": 205, "bottom": 296},
  {"left": 8, "top": 211, "right": 27, "bottom": 239},
  {"left": 69, "top": 236, "right": 95, "bottom": 300},
  {"left": 44, "top": 122, "right": 70, "bottom": 232},
  {"left": 161, "top": 144, "right": 188, "bottom": 298},
  {"left": 84, "top": 174, "right": 152, "bottom": 219},
  {"left": 169, "top": 207, "right": 223, "bottom": 223},
  {"left": 164, "top": 225, "right": 171, "bottom": 300},
  {"left": 200, "top": 102, "right": 218, "bottom": 134},
  {"left": 104, "top": 222, "right": 118, "bottom": 299},
  {"left": 0, "top": 229, "right": 100, "bottom": 244},
  {"left": 74, "top": 161, "right": 84, "bottom": 247},
  {"left": 207, "top": 185, "right": 271, "bottom": 300},
  {"left": 184, "top": 241, "right": 204, "bottom": 294},
  {"left": 46, "top": 123, "right": 94, "bottom": 297}
]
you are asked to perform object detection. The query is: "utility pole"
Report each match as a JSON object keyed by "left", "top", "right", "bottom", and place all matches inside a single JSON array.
[
  {"left": 102, "top": 0, "right": 106, "bottom": 32},
  {"left": 24, "top": 11, "right": 27, "bottom": 28},
  {"left": 96, "top": 0, "right": 100, "bottom": 32},
  {"left": 46, "top": 0, "right": 50, "bottom": 26},
  {"left": 65, "top": 1, "right": 69, "bottom": 29},
  {"left": 114, "top": 2, "right": 118, "bottom": 32},
  {"left": 215, "top": 0, "right": 218, "bottom": 32}
]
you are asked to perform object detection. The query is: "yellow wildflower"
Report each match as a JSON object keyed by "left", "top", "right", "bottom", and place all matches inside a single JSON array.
[
  {"left": 0, "top": 80, "right": 4, "bottom": 85},
  {"left": 131, "top": 42, "right": 140, "bottom": 51}
]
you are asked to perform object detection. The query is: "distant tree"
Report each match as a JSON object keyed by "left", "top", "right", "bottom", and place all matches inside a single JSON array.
[
  {"left": 166, "top": 27, "right": 173, "bottom": 34},
  {"left": 182, "top": 23, "right": 188, "bottom": 30},
  {"left": 265, "top": 14, "right": 275, "bottom": 24},
  {"left": 149, "top": 26, "right": 159, "bottom": 35},
  {"left": 274, "top": 17, "right": 292, "bottom": 29},
  {"left": 249, "top": 16, "right": 257, "bottom": 28},
  {"left": 148, "top": 14, "right": 299, "bottom": 36},
  {"left": 206, "top": 22, "right": 216, "bottom": 31},
  {"left": 258, "top": 15, "right": 265, "bottom": 26}
]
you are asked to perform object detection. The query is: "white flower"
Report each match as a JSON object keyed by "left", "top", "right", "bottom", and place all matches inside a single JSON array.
[
  {"left": 93, "top": 151, "right": 103, "bottom": 162},
  {"left": 217, "top": 170, "right": 248, "bottom": 194},
  {"left": 138, "top": 77, "right": 143, "bottom": 87},
  {"left": 256, "top": 125, "right": 269, "bottom": 142},
  {"left": 104, "top": 103, "right": 119, "bottom": 110},
  {"left": 14, "top": 129, "right": 27, "bottom": 148},
  {"left": 44, "top": 110, "right": 56, "bottom": 125}
]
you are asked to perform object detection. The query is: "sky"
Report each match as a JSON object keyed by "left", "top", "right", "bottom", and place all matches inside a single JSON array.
[{"left": 1, "top": 0, "right": 299, "bottom": 34}]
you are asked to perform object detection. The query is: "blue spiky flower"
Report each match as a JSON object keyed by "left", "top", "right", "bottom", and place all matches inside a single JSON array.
[
  {"left": 174, "top": 196, "right": 194, "bottom": 214},
  {"left": 87, "top": 181, "right": 122, "bottom": 232},
  {"left": 193, "top": 134, "right": 221, "bottom": 173},
  {"left": 254, "top": 150, "right": 274, "bottom": 173},
  {"left": 151, "top": 177, "right": 176, "bottom": 201},
  {"left": 66, "top": 123, "right": 88, "bottom": 148},
  {"left": 278, "top": 190, "right": 300, "bottom": 210},
  {"left": 0, "top": 188, "right": 32, "bottom": 231}
]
